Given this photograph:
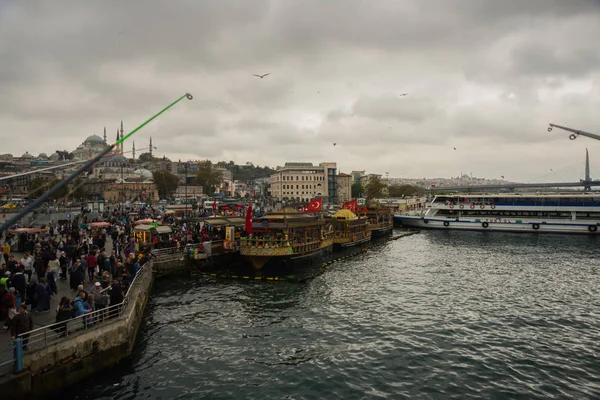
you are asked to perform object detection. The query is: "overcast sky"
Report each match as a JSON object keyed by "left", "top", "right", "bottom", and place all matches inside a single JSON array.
[{"left": 1, "top": 0, "right": 600, "bottom": 182}]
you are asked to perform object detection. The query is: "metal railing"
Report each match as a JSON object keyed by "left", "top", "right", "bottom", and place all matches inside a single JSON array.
[
  {"left": 0, "top": 262, "right": 152, "bottom": 375},
  {"left": 151, "top": 243, "right": 201, "bottom": 256}
]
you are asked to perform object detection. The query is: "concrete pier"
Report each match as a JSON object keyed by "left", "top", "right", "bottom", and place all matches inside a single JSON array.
[{"left": 0, "top": 264, "right": 153, "bottom": 399}]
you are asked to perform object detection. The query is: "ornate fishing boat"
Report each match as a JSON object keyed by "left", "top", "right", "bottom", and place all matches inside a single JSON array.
[
  {"left": 326, "top": 209, "right": 371, "bottom": 249},
  {"left": 240, "top": 208, "right": 334, "bottom": 275},
  {"left": 366, "top": 206, "right": 394, "bottom": 237}
]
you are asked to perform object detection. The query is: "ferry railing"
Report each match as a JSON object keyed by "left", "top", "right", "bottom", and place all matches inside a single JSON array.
[
  {"left": 240, "top": 238, "right": 289, "bottom": 248},
  {"left": 7, "top": 262, "right": 151, "bottom": 363}
]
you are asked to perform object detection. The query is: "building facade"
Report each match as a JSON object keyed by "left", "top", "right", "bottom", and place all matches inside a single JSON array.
[
  {"left": 270, "top": 162, "right": 338, "bottom": 204},
  {"left": 336, "top": 173, "right": 352, "bottom": 204},
  {"left": 103, "top": 182, "right": 159, "bottom": 203}
]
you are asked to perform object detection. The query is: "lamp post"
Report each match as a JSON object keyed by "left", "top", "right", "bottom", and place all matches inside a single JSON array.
[{"left": 184, "top": 161, "right": 188, "bottom": 219}]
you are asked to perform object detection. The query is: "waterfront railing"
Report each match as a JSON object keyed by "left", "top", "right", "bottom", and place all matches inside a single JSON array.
[{"left": 0, "top": 262, "right": 152, "bottom": 376}]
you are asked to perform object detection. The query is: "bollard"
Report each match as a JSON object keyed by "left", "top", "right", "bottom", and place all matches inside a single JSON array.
[{"left": 14, "top": 337, "right": 23, "bottom": 373}]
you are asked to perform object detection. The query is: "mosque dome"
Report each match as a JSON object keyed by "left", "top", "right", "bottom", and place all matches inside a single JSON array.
[
  {"left": 21, "top": 151, "right": 34, "bottom": 159},
  {"left": 99, "top": 154, "right": 128, "bottom": 167},
  {"left": 134, "top": 168, "right": 153, "bottom": 182},
  {"left": 38, "top": 153, "right": 48, "bottom": 159},
  {"left": 49, "top": 152, "right": 59, "bottom": 161},
  {"left": 85, "top": 134, "right": 105, "bottom": 144}
]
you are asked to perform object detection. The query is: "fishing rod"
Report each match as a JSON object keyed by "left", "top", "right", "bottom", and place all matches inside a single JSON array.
[
  {"left": 547, "top": 123, "right": 600, "bottom": 141},
  {"left": 0, "top": 93, "right": 193, "bottom": 235}
]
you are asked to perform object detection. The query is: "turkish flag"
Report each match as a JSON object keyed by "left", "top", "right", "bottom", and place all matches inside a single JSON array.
[
  {"left": 245, "top": 202, "right": 253, "bottom": 234},
  {"left": 212, "top": 200, "right": 217, "bottom": 211},
  {"left": 308, "top": 197, "right": 322, "bottom": 212},
  {"left": 342, "top": 199, "right": 359, "bottom": 212}
]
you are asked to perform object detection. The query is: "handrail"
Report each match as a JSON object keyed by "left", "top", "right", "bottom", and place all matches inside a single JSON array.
[{"left": 9, "top": 262, "right": 152, "bottom": 357}]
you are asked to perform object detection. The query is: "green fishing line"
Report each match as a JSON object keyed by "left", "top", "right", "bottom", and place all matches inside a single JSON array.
[{"left": 117, "top": 93, "right": 193, "bottom": 145}]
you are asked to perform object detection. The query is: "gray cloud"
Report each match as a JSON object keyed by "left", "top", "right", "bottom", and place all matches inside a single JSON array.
[{"left": 1, "top": 0, "right": 600, "bottom": 181}]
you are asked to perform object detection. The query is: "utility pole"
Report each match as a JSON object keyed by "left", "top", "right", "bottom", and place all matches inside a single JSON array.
[{"left": 185, "top": 161, "right": 188, "bottom": 219}]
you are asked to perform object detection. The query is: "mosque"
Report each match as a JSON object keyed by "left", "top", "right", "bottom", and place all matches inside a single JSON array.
[{"left": 70, "top": 121, "right": 156, "bottom": 184}]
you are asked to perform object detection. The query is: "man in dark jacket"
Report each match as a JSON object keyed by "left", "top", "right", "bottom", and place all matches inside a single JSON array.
[
  {"left": 11, "top": 268, "right": 27, "bottom": 303},
  {"left": 11, "top": 304, "right": 33, "bottom": 349}
]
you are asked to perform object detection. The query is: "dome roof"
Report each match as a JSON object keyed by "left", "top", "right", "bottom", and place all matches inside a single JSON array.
[
  {"left": 134, "top": 168, "right": 153, "bottom": 181},
  {"left": 99, "top": 154, "right": 128, "bottom": 166},
  {"left": 85, "top": 134, "right": 105, "bottom": 143},
  {"left": 21, "top": 151, "right": 34, "bottom": 159},
  {"left": 49, "top": 152, "right": 59, "bottom": 161},
  {"left": 38, "top": 153, "right": 48, "bottom": 159}
]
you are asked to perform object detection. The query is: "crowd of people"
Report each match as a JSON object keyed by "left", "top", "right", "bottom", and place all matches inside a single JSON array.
[
  {"left": 0, "top": 202, "right": 258, "bottom": 348},
  {"left": 0, "top": 208, "right": 155, "bottom": 348}
]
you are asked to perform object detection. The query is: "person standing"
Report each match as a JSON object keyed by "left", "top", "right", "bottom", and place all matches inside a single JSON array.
[
  {"left": 20, "top": 252, "right": 34, "bottom": 282},
  {"left": 85, "top": 252, "right": 97, "bottom": 283},
  {"left": 11, "top": 304, "right": 33, "bottom": 350}
]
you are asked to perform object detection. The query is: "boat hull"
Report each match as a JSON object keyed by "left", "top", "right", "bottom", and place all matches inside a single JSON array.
[
  {"left": 369, "top": 225, "right": 393, "bottom": 237},
  {"left": 333, "top": 234, "right": 371, "bottom": 250},
  {"left": 394, "top": 215, "right": 600, "bottom": 234}
]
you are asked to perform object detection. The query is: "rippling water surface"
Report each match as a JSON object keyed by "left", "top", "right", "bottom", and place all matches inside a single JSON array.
[{"left": 66, "top": 230, "right": 600, "bottom": 399}]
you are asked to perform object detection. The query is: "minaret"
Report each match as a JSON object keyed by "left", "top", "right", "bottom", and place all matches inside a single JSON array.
[
  {"left": 120, "top": 120, "right": 124, "bottom": 154},
  {"left": 116, "top": 129, "right": 120, "bottom": 154},
  {"left": 149, "top": 137, "right": 153, "bottom": 157},
  {"left": 103, "top": 127, "right": 107, "bottom": 143},
  {"left": 132, "top": 141, "right": 136, "bottom": 161}
]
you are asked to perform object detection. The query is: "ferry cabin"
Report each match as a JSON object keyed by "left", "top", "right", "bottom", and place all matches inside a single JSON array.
[
  {"left": 327, "top": 209, "right": 371, "bottom": 248},
  {"left": 366, "top": 207, "right": 394, "bottom": 237},
  {"left": 240, "top": 209, "right": 334, "bottom": 271},
  {"left": 396, "top": 193, "right": 600, "bottom": 234}
]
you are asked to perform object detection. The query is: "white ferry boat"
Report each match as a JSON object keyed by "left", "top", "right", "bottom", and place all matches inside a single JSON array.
[{"left": 394, "top": 193, "right": 600, "bottom": 234}]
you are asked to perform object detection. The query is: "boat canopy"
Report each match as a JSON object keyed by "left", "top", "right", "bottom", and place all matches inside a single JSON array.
[{"left": 333, "top": 209, "right": 358, "bottom": 220}]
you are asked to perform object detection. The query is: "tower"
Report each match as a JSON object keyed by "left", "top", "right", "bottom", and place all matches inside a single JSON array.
[
  {"left": 149, "top": 137, "right": 153, "bottom": 157},
  {"left": 103, "top": 127, "right": 107, "bottom": 143},
  {"left": 116, "top": 128, "right": 120, "bottom": 154},
  {"left": 120, "top": 120, "right": 124, "bottom": 154},
  {"left": 132, "top": 141, "right": 135, "bottom": 161},
  {"left": 583, "top": 148, "right": 592, "bottom": 191}
]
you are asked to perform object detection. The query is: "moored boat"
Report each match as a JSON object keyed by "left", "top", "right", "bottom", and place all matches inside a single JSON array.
[
  {"left": 327, "top": 209, "right": 371, "bottom": 249},
  {"left": 366, "top": 206, "right": 394, "bottom": 237},
  {"left": 394, "top": 193, "right": 600, "bottom": 234},
  {"left": 240, "top": 208, "right": 334, "bottom": 276}
]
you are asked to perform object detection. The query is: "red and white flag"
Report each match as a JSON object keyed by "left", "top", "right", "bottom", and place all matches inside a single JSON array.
[
  {"left": 245, "top": 202, "right": 253, "bottom": 234},
  {"left": 308, "top": 197, "right": 322, "bottom": 212}
]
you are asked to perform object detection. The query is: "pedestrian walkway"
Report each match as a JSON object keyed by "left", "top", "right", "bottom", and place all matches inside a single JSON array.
[{"left": 0, "top": 239, "right": 114, "bottom": 363}]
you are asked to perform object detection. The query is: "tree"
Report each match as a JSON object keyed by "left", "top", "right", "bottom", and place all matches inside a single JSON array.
[
  {"left": 152, "top": 170, "right": 179, "bottom": 199},
  {"left": 364, "top": 177, "right": 386, "bottom": 200},
  {"left": 28, "top": 178, "right": 51, "bottom": 198},
  {"left": 138, "top": 152, "right": 155, "bottom": 162},
  {"left": 70, "top": 179, "right": 86, "bottom": 200},
  {"left": 351, "top": 182, "right": 363, "bottom": 198},
  {"left": 388, "top": 184, "right": 426, "bottom": 198},
  {"left": 194, "top": 161, "right": 223, "bottom": 195},
  {"left": 27, "top": 178, "right": 69, "bottom": 200},
  {"left": 55, "top": 150, "right": 74, "bottom": 161}
]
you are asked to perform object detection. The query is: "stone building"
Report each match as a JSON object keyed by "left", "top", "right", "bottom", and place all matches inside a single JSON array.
[
  {"left": 102, "top": 181, "right": 159, "bottom": 203},
  {"left": 270, "top": 162, "right": 338, "bottom": 204},
  {"left": 336, "top": 173, "right": 352, "bottom": 204}
]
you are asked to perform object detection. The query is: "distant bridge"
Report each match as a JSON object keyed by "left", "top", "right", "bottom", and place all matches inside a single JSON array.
[{"left": 432, "top": 148, "right": 598, "bottom": 193}]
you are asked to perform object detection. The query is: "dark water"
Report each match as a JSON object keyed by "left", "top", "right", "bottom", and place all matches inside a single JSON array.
[{"left": 66, "top": 230, "right": 600, "bottom": 399}]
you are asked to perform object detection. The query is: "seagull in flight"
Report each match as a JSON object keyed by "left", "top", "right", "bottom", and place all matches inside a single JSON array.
[
  {"left": 333, "top": 143, "right": 337, "bottom": 147},
  {"left": 453, "top": 147, "right": 457, "bottom": 150},
  {"left": 253, "top": 73, "right": 270, "bottom": 79},
  {"left": 399, "top": 93, "right": 409, "bottom": 97}
]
